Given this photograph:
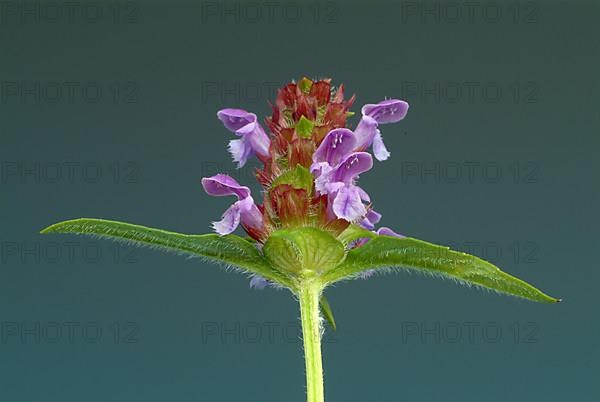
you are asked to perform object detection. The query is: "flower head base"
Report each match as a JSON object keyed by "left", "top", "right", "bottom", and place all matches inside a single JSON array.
[{"left": 204, "top": 77, "right": 409, "bottom": 251}]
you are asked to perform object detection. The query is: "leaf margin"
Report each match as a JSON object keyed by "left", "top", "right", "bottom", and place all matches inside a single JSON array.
[
  {"left": 324, "top": 231, "right": 560, "bottom": 304},
  {"left": 40, "top": 218, "right": 294, "bottom": 289}
]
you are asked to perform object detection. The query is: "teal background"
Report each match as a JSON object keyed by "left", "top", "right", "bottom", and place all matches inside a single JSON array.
[{"left": 1, "top": 0, "right": 598, "bottom": 401}]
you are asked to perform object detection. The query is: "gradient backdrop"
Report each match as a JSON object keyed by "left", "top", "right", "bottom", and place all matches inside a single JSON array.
[{"left": 1, "top": 0, "right": 598, "bottom": 401}]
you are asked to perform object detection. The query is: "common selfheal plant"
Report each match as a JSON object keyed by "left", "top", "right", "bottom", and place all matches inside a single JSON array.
[{"left": 41, "top": 77, "right": 559, "bottom": 402}]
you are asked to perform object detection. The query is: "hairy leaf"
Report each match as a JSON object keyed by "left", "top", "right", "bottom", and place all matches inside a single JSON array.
[
  {"left": 322, "top": 235, "right": 559, "bottom": 303},
  {"left": 40, "top": 218, "right": 293, "bottom": 288}
]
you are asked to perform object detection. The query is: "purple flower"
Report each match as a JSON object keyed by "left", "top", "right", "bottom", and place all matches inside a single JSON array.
[
  {"left": 359, "top": 209, "right": 382, "bottom": 230},
  {"left": 217, "top": 108, "right": 271, "bottom": 167},
  {"left": 312, "top": 130, "right": 376, "bottom": 222},
  {"left": 249, "top": 275, "right": 269, "bottom": 290},
  {"left": 311, "top": 128, "right": 356, "bottom": 192},
  {"left": 325, "top": 153, "right": 374, "bottom": 222},
  {"left": 201, "top": 174, "right": 264, "bottom": 235},
  {"left": 330, "top": 184, "right": 369, "bottom": 222},
  {"left": 362, "top": 99, "right": 409, "bottom": 124},
  {"left": 354, "top": 99, "right": 409, "bottom": 161},
  {"left": 313, "top": 128, "right": 357, "bottom": 167},
  {"left": 376, "top": 227, "right": 405, "bottom": 238}
]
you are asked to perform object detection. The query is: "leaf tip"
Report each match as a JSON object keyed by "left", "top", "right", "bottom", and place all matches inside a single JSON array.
[
  {"left": 40, "top": 218, "right": 87, "bottom": 235},
  {"left": 540, "top": 294, "right": 562, "bottom": 304},
  {"left": 40, "top": 224, "right": 56, "bottom": 234},
  {"left": 320, "top": 295, "right": 337, "bottom": 331}
]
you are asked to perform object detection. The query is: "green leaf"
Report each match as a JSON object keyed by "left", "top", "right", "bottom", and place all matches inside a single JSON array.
[
  {"left": 295, "top": 115, "right": 315, "bottom": 139},
  {"left": 262, "top": 227, "right": 346, "bottom": 276},
  {"left": 271, "top": 165, "right": 313, "bottom": 195},
  {"left": 320, "top": 295, "right": 337, "bottom": 331},
  {"left": 40, "top": 218, "right": 293, "bottom": 288},
  {"left": 322, "top": 235, "right": 560, "bottom": 304}
]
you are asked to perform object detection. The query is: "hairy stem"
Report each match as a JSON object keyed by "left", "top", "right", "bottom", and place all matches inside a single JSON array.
[{"left": 299, "top": 282, "right": 325, "bottom": 402}]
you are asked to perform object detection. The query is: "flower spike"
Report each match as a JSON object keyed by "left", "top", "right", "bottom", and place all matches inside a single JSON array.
[{"left": 41, "top": 76, "right": 559, "bottom": 402}]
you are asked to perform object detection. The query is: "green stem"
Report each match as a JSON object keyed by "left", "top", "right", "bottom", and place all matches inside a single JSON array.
[{"left": 299, "top": 282, "right": 325, "bottom": 402}]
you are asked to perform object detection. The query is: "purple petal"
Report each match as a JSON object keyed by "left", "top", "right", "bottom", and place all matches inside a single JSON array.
[
  {"left": 372, "top": 131, "right": 391, "bottom": 161},
  {"left": 212, "top": 196, "right": 263, "bottom": 235},
  {"left": 332, "top": 185, "right": 367, "bottom": 222},
  {"left": 310, "top": 161, "right": 330, "bottom": 176},
  {"left": 217, "top": 108, "right": 257, "bottom": 132},
  {"left": 331, "top": 152, "right": 373, "bottom": 184},
  {"left": 377, "top": 227, "right": 405, "bottom": 238},
  {"left": 201, "top": 174, "right": 250, "bottom": 200},
  {"left": 202, "top": 174, "right": 263, "bottom": 235},
  {"left": 359, "top": 219, "right": 375, "bottom": 230},
  {"left": 353, "top": 115, "right": 378, "bottom": 152},
  {"left": 237, "top": 196, "right": 264, "bottom": 230},
  {"left": 249, "top": 275, "right": 269, "bottom": 290},
  {"left": 315, "top": 153, "right": 372, "bottom": 197},
  {"left": 212, "top": 202, "right": 242, "bottom": 235},
  {"left": 360, "top": 209, "right": 382, "bottom": 230},
  {"left": 357, "top": 186, "right": 371, "bottom": 203},
  {"left": 217, "top": 108, "right": 270, "bottom": 165},
  {"left": 323, "top": 181, "right": 345, "bottom": 195},
  {"left": 236, "top": 120, "right": 270, "bottom": 157},
  {"left": 313, "top": 128, "right": 356, "bottom": 166},
  {"left": 361, "top": 99, "right": 409, "bottom": 124},
  {"left": 228, "top": 138, "right": 253, "bottom": 168},
  {"left": 366, "top": 209, "right": 381, "bottom": 224},
  {"left": 312, "top": 162, "right": 336, "bottom": 195}
]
